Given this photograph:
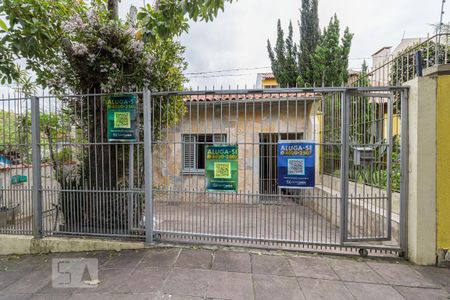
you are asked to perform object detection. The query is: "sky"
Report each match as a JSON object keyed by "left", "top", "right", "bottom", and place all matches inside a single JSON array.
[
  {"left": 122, "top": 0, "right": 447, "bottom": 89},
  {"left": 0, "top": 0, "right": 446, "bottom": 95}
]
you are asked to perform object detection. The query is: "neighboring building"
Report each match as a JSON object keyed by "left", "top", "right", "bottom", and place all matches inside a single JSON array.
[
  {"left": 372, "top": 46, "right": 392, "bottom": 70},
  {"left": 256, "top": 73, "right": 279, "bottom": 89},
  {"left": 347, "top": 69, "right": 361, "bottom": 85},
  {"left": 371, "top": 37, "right": 427, "bottom": 86}
]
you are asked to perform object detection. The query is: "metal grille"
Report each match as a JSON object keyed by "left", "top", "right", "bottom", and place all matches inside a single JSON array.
[
  {"left": 151, "top": 87, "right": 408, "bottom": 253},
  {"left": 0, "top": 87, "right": 408, "bottom": 255},
  {"left": 0, "top": 96, "right": 33, "bottom": 235},
  {"left": 38, "top": 92, "right": 147, "bottom": 238},
  {"left": 350, "top": 33, "right": 449, "bottom": 87}
]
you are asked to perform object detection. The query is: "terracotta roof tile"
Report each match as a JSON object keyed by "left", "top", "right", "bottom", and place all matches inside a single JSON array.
[{"left": 185, "top": 92, "right": 317, "bottom": 102}]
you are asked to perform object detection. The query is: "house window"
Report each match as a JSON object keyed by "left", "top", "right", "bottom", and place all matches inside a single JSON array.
[{"left": 182, "top": 134, "right": 227, "bottom": 173}]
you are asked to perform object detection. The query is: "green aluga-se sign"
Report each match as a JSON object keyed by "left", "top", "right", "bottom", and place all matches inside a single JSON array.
[
  {"left": 205, "top": 145, "right": 239, "bottom": 192},
  {"left": 105, "top": 94, "right": 137, "bottom": 142}
]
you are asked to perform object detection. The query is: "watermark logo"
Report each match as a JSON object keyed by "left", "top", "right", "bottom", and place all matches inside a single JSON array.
[{"left": 52, "top": 258, "right": 99, "bottom": 288}]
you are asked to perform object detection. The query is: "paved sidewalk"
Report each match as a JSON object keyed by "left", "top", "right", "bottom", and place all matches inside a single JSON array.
[{"left": 0, "top": 247, "right": 449, "bottom": 300}]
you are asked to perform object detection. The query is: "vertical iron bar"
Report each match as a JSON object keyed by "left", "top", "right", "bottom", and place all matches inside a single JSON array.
[
  {"left": 128, "top": 144, "right": 134, "bottom": 233},
  {"left": 31, "top": 96, "right": 42, "bottom": 239},
  {"left": 144, "top": 88, "right": 154, "bottom": 243},
  {"left": 340, "top": 91, "right": 350, "bottom": 244},
  {"left": 386, "top": 95, "right": 394, "bottom": 239},
  {"left": 400, "top": 89, "right": 409, "bottom": 255}
]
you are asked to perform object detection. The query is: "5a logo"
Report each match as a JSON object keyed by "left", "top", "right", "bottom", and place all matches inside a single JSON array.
[{"left": 52, "top": 258, "right": 99, "bottom": 288}]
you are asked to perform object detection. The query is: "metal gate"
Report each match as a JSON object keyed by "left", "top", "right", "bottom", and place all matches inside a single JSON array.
[
  {"left": 0, "top": 87, "right": 408, "bottom": 255},
  {"left": 150, "top": 87, "right": 408, "bottom": 255}
]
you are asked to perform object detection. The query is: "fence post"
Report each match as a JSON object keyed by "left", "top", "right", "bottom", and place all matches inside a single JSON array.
[
  {"left": 31, "top": 96, "right": 42, "bottom": 239},
  {"left": 143, "top": 87, "right": 154, "bottom": 244},
  {"left": 340, "top": 90, "right": 350, "bottom": 244},
  {"left": 400, "top": 89, "right": 409, "bottom": 256},
  {"left": 415, "top": 51, "right": 423, "bottom": 77}
]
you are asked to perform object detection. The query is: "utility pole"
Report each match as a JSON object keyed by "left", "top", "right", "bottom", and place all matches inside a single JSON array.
[
  {"left": 437, "top": 0, "right": 445, "bottom": 37},
  {"left": 435, "top": 0, "right": 445, "bottom": 63}
]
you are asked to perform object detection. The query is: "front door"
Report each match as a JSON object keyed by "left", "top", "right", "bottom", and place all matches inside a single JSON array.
[{"left": 259, "top": 133, "right": 304, "bottom": 199}]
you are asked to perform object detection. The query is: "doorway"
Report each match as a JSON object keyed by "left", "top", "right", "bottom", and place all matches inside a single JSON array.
[{"left": 259, "top": 133, "right": 304, "bottom": 197}]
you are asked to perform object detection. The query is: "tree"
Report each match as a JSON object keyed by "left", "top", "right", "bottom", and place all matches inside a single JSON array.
[
  {"left": 311, "top": 15, "right": 353, "bottom": 86},
  {"left": 0, "top": 0, "right": 235, "bottom": 86},
  {"left": 0, "top": 0, "right": 82, "bottom": 86},
  {"left": 267, "top": 20, "right": 299, "bottom": 88},
  {"left": 358, "top": 60, "right": 370, "bottom": 87},
  {"left": 340, "top": 27, "right": 353, "bottom": 83},
  {"left": 268, "top": 4, "right": 352, "bottom": 87},
  {"left": 285, "top": 22, "right": 299, "bottom": 87},
  {"left": 298, "top": 0, "right": 320, "bottom": 86},
  {"left": 0, "top": 0, "right": 234, "bottom": 232}
]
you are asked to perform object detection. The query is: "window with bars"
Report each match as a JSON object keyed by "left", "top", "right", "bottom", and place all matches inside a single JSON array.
[{"left": 182, "top": 134, "right": 227, "bottom": 173}]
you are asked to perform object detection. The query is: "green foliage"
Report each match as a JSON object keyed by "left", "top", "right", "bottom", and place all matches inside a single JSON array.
[
  {"left": 324, "top": 133, "right": 401, "bottom": 192},
  {"left": 0, "top": 110, "right": 72, "bottom": 165},
  {"left": 36, "top": 3, "right": 187, "bottom": 93},
  {"left": 311, "top": 15, "right": 353, "bottom": 86},
  {"left": 0, "top": 0, "right": 232, "bottom": 92},
  {"left": 0, "top": 0, "right": 233, "bottom": 230},
  {"left": 267, "top": 20, "right": 299, "bottom": 87},
  {"left": 268, "top": 6, "right": 352, "bottom": 87},
  {"left": 54, "top": 147, "right": 73, "bottom": 163},
  {"left": 0, "top": 0, "right": 83, "bottom": 85},
  {"left": 298, "top": 0, "right": 320, "bottom": 85},
  {"left": 358, "top": 60, "right": 370, "bottom": 87},
  {"left": 389, "top": 41, "right": 450, "bottom": 86},
  {"left": 349, "top": 136, "right": 401, "bottom": 192},
  {"left": 0, "top": 111, "right": 29, "bottom": 158},
  {"left": 137, "top": 0, "right": 234, "bottom": 42},
  {"left": 387, "top": 39, "right": 449, "bottom": 113}
]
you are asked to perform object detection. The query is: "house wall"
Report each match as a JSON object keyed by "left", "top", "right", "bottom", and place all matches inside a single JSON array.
[
  {"left": 383, "top": 113, "right": 401, "bottom": 139},
  {"left": 153, "top": 100, "right": 317, "bottom": 201},
  {"left": 406, "top": 76, "right": 437, "bottom": 265},
  {"left": 261, "top": 78, "right": 279, "bottom": 88}
]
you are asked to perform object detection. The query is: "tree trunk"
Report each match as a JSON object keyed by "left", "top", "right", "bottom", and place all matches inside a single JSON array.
[
  {"left": 108, "top": 0, "right": 119, "bottom": 19},
  {"left": 59, "top": 89, "right": 131, "bottom": 233}
]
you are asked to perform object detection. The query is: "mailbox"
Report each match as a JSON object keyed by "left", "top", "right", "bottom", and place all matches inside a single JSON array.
[{"left": 353, "top": 147, "right": 374, "bottom": 166}]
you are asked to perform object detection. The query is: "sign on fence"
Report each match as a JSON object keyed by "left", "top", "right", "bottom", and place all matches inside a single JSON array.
[
  {"left": 277, "top": 141, "right": 315, "bottom": 189},
  {"left": 106, "top": 95, "right": 137, "bottom": 142},
  {"left": 11, "top": 175, "right": 27, "bottom": 185},
  {"left": 205, "top": 145, "right": 238, "bottom": 192}
]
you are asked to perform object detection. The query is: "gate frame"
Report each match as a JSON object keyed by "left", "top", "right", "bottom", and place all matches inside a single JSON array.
[
  {"left": 147, "top": 86, "right": 409, "bottom": 255},
  {"left": 341, "top": 91, "right": 396, "bottom": 244}
]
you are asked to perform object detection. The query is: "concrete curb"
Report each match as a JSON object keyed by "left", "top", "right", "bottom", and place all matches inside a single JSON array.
[{"left": 0, "top": 235, "right": 145, "bottom": 255}]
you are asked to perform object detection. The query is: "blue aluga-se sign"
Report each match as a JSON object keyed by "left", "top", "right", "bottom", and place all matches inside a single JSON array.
[{"left": 277, "top": 140, "right": 315, "bottom": 189}]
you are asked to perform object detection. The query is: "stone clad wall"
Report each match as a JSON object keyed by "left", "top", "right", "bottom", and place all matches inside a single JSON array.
[{"left": 153, "top": 100, "right": 316, "bottom": 200}]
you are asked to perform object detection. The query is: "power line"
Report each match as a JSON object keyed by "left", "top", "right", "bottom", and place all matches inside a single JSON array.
[
  {"left": 187, "top": 72, "right": 260, "bottom": 78},
  {"left": 184, "top": 56, "right": 373, "bottom": 77},
  {"left": 185, "top": 66, "right": 271, "bottom": 75}
]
